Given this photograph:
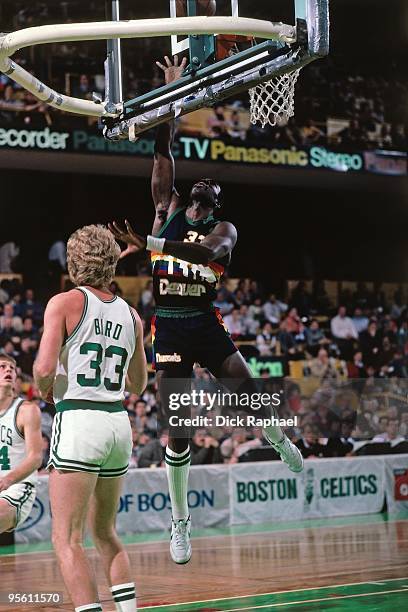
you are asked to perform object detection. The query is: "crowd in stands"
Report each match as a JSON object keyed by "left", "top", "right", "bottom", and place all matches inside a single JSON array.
[
  {"left": 1, "top": 273, "right": 407, "bottom": 470},
  {"left": 0, "top": 2, "right": 406, "bottom": 151}
]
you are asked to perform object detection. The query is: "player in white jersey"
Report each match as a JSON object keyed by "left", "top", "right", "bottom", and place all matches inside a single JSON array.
[
  {"left": 34, "top": 225, "right": 147, "bottom": 612},
  {"left": 0, "top": 354, "right": 42, "bottom": 534}
]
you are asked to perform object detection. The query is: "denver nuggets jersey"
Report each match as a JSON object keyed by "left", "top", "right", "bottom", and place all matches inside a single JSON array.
[
  {"left": 152, "top": 208, "right": 229, "bottom": 315},
  {"left": 53, "top": 287, "right": 136, "bottom": 406},
  {"left": 0, "top": 397, "right": 37, "bottom": 485}
]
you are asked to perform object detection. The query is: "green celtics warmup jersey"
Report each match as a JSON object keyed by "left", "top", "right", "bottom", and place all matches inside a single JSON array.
[
  {"left": 0, "top": 398, "right": 37, "bottom": 485},
  {"left": 53, "top": 287, "right": 136, "bottom": 407},
  {"left": 151, "top": 207, "right": 230, "bottom": 316}
]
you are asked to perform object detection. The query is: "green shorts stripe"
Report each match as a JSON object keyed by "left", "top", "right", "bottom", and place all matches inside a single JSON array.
[
  {"left": 56, "top": 399, "right": 125, "bottom": 413},
  {"left": 48, "top": 460, "right": 100, "bottom": 475},
  {"left": 99, "top": 467, "right": 128, "bottom": 478},
  {"left": 1, "top": 483, "right": 34, "bottom": 523}
]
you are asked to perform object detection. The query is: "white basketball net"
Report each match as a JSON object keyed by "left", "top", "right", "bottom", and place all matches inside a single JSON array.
[{"left": 249, "top": 68, "right": 301, "bottom": 127}]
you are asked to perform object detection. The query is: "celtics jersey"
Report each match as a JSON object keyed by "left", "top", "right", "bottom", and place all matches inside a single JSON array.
[
  {"left": 0, "top": 397, "right": 37, "bottom": 485},
  {"left": 53, "top": 287, "right": 136, "bottom": 407},
  {"left": 152, "top": 207, "right": 230, "bottom": 315}
]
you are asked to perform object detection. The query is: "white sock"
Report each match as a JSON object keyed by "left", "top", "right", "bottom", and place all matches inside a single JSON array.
[
  {"left": 165, "top": 445, "right": 190, "bottom": 520},
  {"left": 111, "top": 583, "right": 137, "bottom": 612},
  {"left": 75, "top": 605, "right": 103, "bottom": 612}
]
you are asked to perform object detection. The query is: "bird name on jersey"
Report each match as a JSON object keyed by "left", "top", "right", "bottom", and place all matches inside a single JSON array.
[{"left": 93, "top": 318, "right": 123, "bottom": 340}]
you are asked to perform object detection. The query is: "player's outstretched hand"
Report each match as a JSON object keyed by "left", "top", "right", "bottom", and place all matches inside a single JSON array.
[
  {"left": 156, "top": 55, "right": 188, "bottom": 84},
  {"left": 108, "top": 220, "right": 147, "bottom": 259}
]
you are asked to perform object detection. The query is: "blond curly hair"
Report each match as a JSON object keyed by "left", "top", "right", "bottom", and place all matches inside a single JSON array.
[{"left": 67, "top": 224, "right": 121, "bottom": 288}]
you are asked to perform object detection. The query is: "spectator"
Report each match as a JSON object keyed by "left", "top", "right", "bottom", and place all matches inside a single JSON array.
[
  {"left": 305, "top": 319, "right": 329, "bottom": 356},
  {"left": 352, "top": 307, "right": 369, "bottom": 334},
  {"left": 223, "top": 308, "right": 244, "bottom": 339},
  {"left": 309, "top": 348, "right": 343, "bottom": 382},
  {"left": 347, "top": 351, "right": 366, "bottom": 378},
  {"left": 325, "top": 420, "right": 355, "bottom": 457},
  {"left": 256, "top": 322, "right": 277, "bottom": 356},
  {"left": 360, "top": 321, "right": 382, "bottom": 367},
  {"left": 214, "top": 289, "right": 234, "bottom": 316},
  {"left": 331, "top": 306, "right": 358, "bottom": 360},
  {"left": 263, "top": 294, "right": 288, "bottom": 325},
  {"left": 190, "top": 430, "right": 221, "bottom": 465},
  {"left": 228, "top": 109, "right": 247, "bottom": 141},
  {"left": 137, "top": 430, "right": 169, "bottom": 468},
  {"left": 0, "top": 241, "right": 19, "bottom": 273},
  {"left": 280, "top": 308, "right": 301, "bottom": 334},
  {"left": 133, "top": 399, "right": 157, "bottom": 435},
  {"left": 296, "top": 424, "right": 326, "bottom": 458},
  {"left": 48, "top": 239, "right": 67, "bottom": 271},
  {"left": 17, "top": 337, "right": 36, "bottom": 376},
  {"left": 372, "top": 419, "right": 404, "bottom": 447},
  {"left": 301, "top": 119, "right": 324, "bottom": 145},
  {"left": 207, "top": 104, "right": 229, "bottom": 138},
  {"left": 0, "top": 302, "right": 23, "bottom": 333}
]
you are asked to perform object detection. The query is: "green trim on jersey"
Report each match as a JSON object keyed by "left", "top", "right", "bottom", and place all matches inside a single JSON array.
[
  {"left": 13, "top": 399, "right": 25, "bottom": 440},
  {"left": 156, "top": 207, "right": 183, "bottom": 238},
  {"left": 185, "top": 213, "right": 215, "bottom": 226},
  {"left": 55, "top": 399, "right": 125, "bottom": 413},
  {"left": 0, "top": 400, "right": 13, "bottom": 420},
  {"left": 63, "top": 288, "right": 88, "bottom": 346}
]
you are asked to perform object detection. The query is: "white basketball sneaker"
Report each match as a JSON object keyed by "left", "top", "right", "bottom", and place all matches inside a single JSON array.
[
  {"left": 170, "top": 516, "right": 192, "bottom": 564},
  {"left": 264, "top": 432, "right": 304, "bottom": 473}
]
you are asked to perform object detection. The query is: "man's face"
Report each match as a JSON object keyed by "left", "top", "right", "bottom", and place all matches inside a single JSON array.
[
  {"left": 0, "top": 359, "right": 17, "bottom": 390},
  {"left": 3, "top": 304, "right": 13, "bottom": 317},
  {"left": 387, "top": 420, "right": 399, "bottom": 438},
  {"left": 187, "top": 179, "right": 219, "bottom": 221},
  {"left": 135, "top": 402, "right": 146, "bottom": 417},
  {"left": 193, "top": 430, "right": 206, "bottom": 446},
  {"left": 338, "top": 307, "right": 346, "bottom": 317}
]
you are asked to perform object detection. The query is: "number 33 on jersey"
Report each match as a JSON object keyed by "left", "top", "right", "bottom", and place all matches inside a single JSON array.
[{"left": 53, "top": 287, "right": 136, "bottom": 406}]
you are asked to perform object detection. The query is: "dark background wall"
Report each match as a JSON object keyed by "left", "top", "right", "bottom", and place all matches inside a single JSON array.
[{"left": 1, "top": 169, "right": 407, "bottom": 290}]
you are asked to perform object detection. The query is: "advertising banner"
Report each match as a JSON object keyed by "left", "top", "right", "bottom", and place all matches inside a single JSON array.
[
  {"left": 0, "top": 125, "right": 405, "bottom": 177},
  {"left": 230, "top": 456, "right": 385, "bottom": 524},
  {"left": 15, "top": 456, "right": 403, "bottom": 543},
  {"left": 384, "top": 454, "right": 408, "bottom": 515}
]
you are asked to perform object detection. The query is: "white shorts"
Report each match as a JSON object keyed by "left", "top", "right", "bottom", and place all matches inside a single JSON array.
[
  {"left": 48, "top": 409, "right": 132, "bottom": 478},
  {"left": 0, "top": 482, "right": 36, "bottom": 531}
]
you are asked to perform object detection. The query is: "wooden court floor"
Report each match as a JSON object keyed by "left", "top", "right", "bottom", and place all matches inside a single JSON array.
[{"left": 0, "top": 513, "right": 407, "bottom": 611}]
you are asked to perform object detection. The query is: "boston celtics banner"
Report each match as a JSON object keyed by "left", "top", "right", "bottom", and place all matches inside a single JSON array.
[
  {"left": 231, "top": 456, "right": 385, "bottom": 524},
  {"left": 15, "top": 456, "right": 405, "bottom": 543},
  {"left": 384, "top": 454, "right": 408, "bottom": 515}
]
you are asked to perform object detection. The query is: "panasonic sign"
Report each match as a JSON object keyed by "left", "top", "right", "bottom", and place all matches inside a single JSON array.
[{"left": 0, "top": 127, "right": 69, "bottom": 150}]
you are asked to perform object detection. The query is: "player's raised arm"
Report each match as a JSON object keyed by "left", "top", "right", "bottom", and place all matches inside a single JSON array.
[
  {"left": 126, "top": 309, "right": 148, "bottom": 395},
  {"left": 151, "top": 56, "right": 187, "bottom": 234},
  {"left": 109, "top": 220, "right": 237, "bottom": 266}
]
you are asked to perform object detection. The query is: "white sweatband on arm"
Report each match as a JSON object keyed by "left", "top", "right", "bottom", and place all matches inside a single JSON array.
[{"left": 146, "top": 235, "right": 166, "bottom": 253}]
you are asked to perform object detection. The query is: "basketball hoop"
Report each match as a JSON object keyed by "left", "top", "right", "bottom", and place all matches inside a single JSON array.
[{"left": 249, "top": 67, "right": 301, "bottom": 128}]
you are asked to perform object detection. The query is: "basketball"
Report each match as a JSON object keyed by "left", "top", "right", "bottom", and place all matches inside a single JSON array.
[{"left": 176, "top": 0, "right": 216, "bottom": 17}]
